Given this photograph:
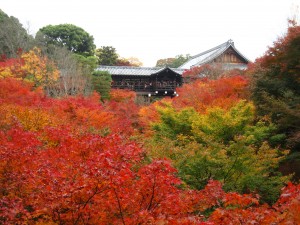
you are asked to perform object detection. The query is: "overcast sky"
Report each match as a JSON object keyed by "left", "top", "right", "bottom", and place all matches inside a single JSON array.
[{"left": 1, "top": 0, "right": 299, "bottom": 66}]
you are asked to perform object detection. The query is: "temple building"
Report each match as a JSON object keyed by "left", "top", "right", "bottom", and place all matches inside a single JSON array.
[
  {"left": 179, "top": 39, "right": 250, "bottom": 70},
  {"left": 96, "top": 40, "right": 249, "bottom": 97},
  {"left": 95, "top": 66, "right": 184, "bottom": 97}
]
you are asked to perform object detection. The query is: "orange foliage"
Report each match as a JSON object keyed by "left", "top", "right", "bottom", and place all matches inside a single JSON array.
[
  {"left": 1, "top": 54, "right": 299, "bottom": 224},
  {"left": 0, "top": 104, "right": 60, "bottom": 131},
  {"left": 0, "top": 78, "right": 45, "bottom": 106},
  {"left": 0, "top": 123, "right": 218, "bottom": 224},
  {"left": 0, "top": 57, "right": 25, "bottom": 79},
  {"left": 274, "top": 182, "right": 300, "bottom": 224},
  {"left": 260, "top": 23, "right": 300, "bottom": 72},
  {"left": 173, "top": 76, "right": 249, "bottom": 113},
  {"left": 138, "top": 100, "right": 169, "bottom": 135},
  {"left": 0, "top": 48, "right": 59, "bottom": 87},
  {"left": 105, "top": 89, "right": 140, "bottom": 136},
  {"left": 223, "top": 192, "right": 259, "bottom": 208},
  {"left": 110, "top": 89, "right": 136, "bottom": 102},
  {"left": 182, "top": 64, "right": 224, "bottom": 81},
  {"left": 0, "top": 78, "right": 119, "bottom": 134},
  {"left": 207, "top": 182, "right": 300, "bottom": 224}
]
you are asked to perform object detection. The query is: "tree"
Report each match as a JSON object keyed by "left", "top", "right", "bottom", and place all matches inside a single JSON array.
[
  {"left": 156, "top": 54, "right": 190, "bottom": 68},
  {"left": 182, "top": 64, "right": 226, "bottom": 81},
  {"left": 250, "top": 22, "right": 300, "bottom": 149},
  {"left": 249, "top": 22, "right": 300, "bottom": 178},
  {"left": 116, "top": 57, "right": 143, "bottom": 67},
  {"left": 0, "top": 47, "right": 59, "bottom": 89},
  {"left": 156, "top": 57, "right": 176, "bottom": 67},
  {"left": 44, "top": 46, "right": 93, "bottom": 97},
  {"left": 36, "top": 24, "right": 96, "bottom": 56},
  {"left": 173, "top": 76, "right": 249, "bottom": 113},
  {"left": 92, "top": 71, "right": 112, "bottom": 101},
  {"left": 116, "top": 57, "right": 132, "bottom": 66},
  {"left": 0, "top": 9, "right": 34, "bottom": 57},
  {"left": 208, "top": 182, "right": 300, "bottom": 224},
  {"left": 1, "top": 72, "right": 300, "bottom": 224},
  {"left": 149, "top": 101, "right": 289, "bottom": 204},
  {"left": 95, "top": 46, "right": 118, "bottom": 65},
  {"left": 104, "top": 89, "right": 140, "bottom": 136},
  {"left": 34, "top": 23, "right": 98, "bottom": 96},
  {"left": 72, "top": 54, "right": 98, "bottom": 74}
]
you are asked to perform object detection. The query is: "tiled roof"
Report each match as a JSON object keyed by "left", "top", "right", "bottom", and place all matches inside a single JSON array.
[
  {"left": 96, "top": 66, "right": 185, "bottom": 76},
  {"left": 179, "top": 40, "right": 250, "bottom": 69}
]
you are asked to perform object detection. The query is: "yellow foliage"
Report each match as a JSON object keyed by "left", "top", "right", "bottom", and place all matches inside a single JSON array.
[
  {"left": 0, "top": 67, "right": 13, "bottom": 79},
  {"left": 0, "top": 58, "right": 24, "bottom": 79},
  {"left": 191, "top": 100, "right": 255, "bottom": 143},
  {"left": 0, "top": 48, "right": 59, "bottom": 87},
  {"left": 0, "top": 104, "right": 61, "bottom": 131},
  {"left": 255, "top": 142, "right": 289, "bottom": 171},
  {"left": 21, "top": 48, "right": 59, "bottom": 86}
]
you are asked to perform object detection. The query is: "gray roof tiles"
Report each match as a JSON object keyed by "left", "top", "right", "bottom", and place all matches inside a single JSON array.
[
  {"left": 96, "top": 40, "right": 249, "bottom": 75},
  {"left": 179, "top": 40, "right": 250, "bottom": 69},
  {"left": 96, "top": 66, "right": 185, "bottom": 76}
]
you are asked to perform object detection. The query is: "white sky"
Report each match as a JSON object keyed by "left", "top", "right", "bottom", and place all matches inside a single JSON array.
[{"left": 1, "top": 0, "right": 299, "bottom": 66}]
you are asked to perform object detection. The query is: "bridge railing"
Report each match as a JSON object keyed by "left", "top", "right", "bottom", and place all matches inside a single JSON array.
[{"left": 112, "top": 84, "right": 177, "bottom": 92}]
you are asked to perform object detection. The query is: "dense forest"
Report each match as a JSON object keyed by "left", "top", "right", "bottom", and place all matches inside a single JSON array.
[{"left": 0, "top": 9, "right": 300, "bottom": 224}]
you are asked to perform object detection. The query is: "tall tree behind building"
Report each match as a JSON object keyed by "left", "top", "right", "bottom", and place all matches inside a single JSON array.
[
  {"left": 36, "top": 24, "right": 96, "bottom": 57},
  {"left": 156, "top": 54, "right": 190, "bottom": 68},
  {"left": 96, "top": 46, "right": 118, "bottom": 65},
  {"left": 0, "top": 9, "right": 34, "bottom": 57}
]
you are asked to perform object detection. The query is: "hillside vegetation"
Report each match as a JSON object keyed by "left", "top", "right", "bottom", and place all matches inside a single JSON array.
[{"left": 0, "top": 11, "right": 300, "bottom": 224}]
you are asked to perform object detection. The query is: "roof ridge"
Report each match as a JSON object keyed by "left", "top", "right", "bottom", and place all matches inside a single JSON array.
[
  {"left": 229, "top": 45, "right": 251, "bottom": 63},
  {"left": 98, "top": 65, "right": 161, "bottom": 70},
  {"left": 97, "top": 65, "right": 186, "bottom": 71},
  {"left": 190, "top": 40, "right": 231, "bottom": 59},
  {"left": 179, "top": 40, "right": 231, "bottom": 68},
  {"left": 199, "top": 40, "right": 234, "bottom": 64},
  {"left": 179, "top": 40, "right": 251, "bottom": 69}
]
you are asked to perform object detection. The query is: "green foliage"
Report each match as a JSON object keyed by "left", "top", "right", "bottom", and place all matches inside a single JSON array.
[
  {"left": 250, "top": 24, "right": 300, "bottom": 152},
  {"left": 172, "top": 54, "right": 191, "bottom": 67},
  {"left": 95, "top": 46, "right": 118, "bottom": 65},
  {"left": 150, "top": 101, "right": 289, "bottom": 204},
  {"left": 92, "top": 70, "right": 112, "bottom": 100},
  {"left": 0, "top": 9, "right": 34, "bottom": 57},
  {"left": 36, "top": 24, "right": 96, "bottom": 56},
  {"left": 155, "top": 54, "right": 190, "bottom": 68},
  {"left": 73, "top": 54, "right": 98, "bottom": 74},
  {"left": 0, "top": 9, "right": 8, "bottom": 21},
  {"left": 153, "top": 103, "right": 198, "bottom": 140},
  {"left": 192, "top": 101, "right": 255, "bottom": 144}
]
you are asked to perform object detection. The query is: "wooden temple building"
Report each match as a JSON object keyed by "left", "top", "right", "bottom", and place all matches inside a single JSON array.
[
  {"left": 95, "top": 66, "right": 185, "bottom": 97},
  {"left": 96, "top": 40, "right": 249, "bottom": 97},
  {"left": 179, "top": 39, "right": 250, "bottom": 70}
]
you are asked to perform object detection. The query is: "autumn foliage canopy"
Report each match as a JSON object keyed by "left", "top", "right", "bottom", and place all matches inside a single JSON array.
[{"left": 1, "top": 23, "right": 300, "bottom": 224}]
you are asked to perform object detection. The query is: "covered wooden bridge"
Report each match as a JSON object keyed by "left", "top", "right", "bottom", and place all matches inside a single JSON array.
[{"left": 96, "top": 66, "right": 185, "bottom": 97}]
